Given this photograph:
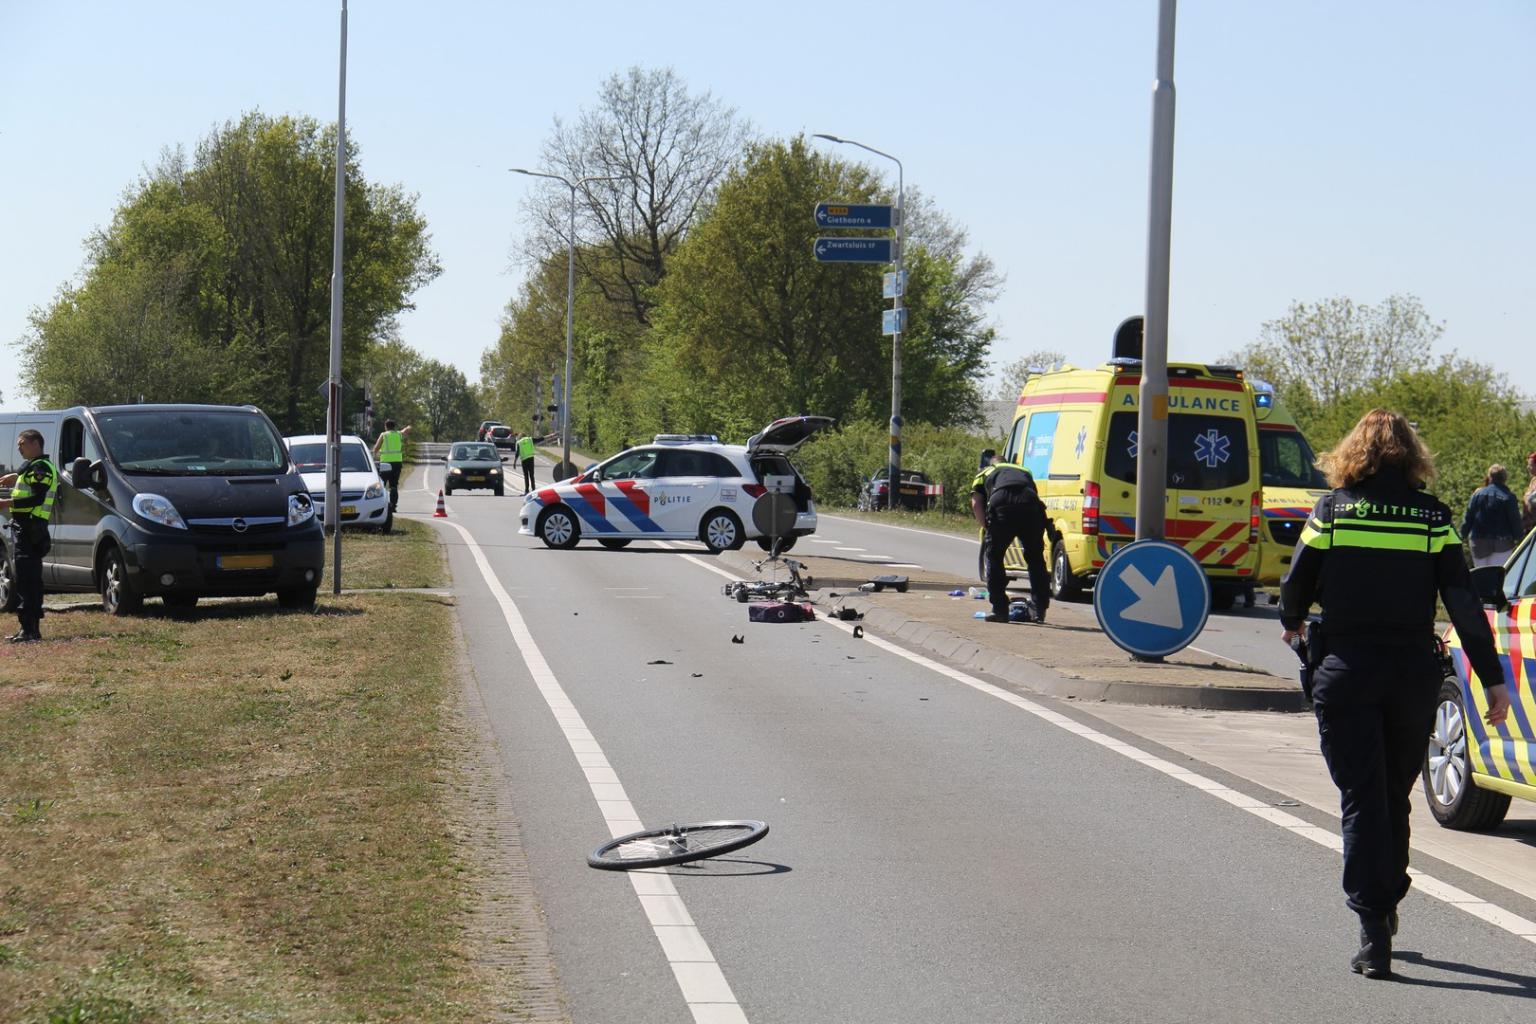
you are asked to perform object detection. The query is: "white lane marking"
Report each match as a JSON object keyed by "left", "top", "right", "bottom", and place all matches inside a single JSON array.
[
  {"left": 806, "top": 538, "right": 839, "bottom": 544},
  {"left": 431, "top": 520, "right": 753, "bottom": 1020},
  {"left": 419, "top": 463, "right": 433, "bottom": 493},
  {"left": 667, "top": 547, "right": 1536, "bottom": 949},
  {"left": 835, "top": 547, "right": 866, "bottom": 552},
  {"left": 822, "top": 513, "right": 975, "bottom": 543},
  {"left": 879, "top": 562, "right": 924, "bottom": 569}
]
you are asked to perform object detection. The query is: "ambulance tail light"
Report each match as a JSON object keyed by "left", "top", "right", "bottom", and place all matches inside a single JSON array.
[
  {"left": 743, "top": 483, "right": 767, "bottom": 499},
  {"left": 1249, "top": 491, "right": 1261, "bottom": 543},
  {"left": 1083, "top": 480, "right": 1101, "bottom": 536}
]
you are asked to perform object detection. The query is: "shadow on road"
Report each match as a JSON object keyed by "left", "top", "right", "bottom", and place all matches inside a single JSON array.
[{"left": 1390, "top": 950, "right": 1536, "bottom": 997}]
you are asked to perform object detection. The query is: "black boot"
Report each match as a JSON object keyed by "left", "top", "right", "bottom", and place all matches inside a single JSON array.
[{"left": 1350, "top": 917, "right": 1393, "bottom": 978}]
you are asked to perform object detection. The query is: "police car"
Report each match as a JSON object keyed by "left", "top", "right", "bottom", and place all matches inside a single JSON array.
[
  {"left": 518, "top": 416, "right": 830, "bottom": 552},
  {"left": 1424, "top": 527, "right": 1536, "bottom": 829}
]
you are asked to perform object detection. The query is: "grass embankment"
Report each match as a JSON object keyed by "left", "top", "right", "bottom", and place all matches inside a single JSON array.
[
  {"left": 0, "top": 525, "right": 510, "bottom": 1023},
  {"left": 318, "top": 517, "right": 446, "bottom": 591},
  {"left": 824, "top": 504, "right": 978, "bottom": 537}
]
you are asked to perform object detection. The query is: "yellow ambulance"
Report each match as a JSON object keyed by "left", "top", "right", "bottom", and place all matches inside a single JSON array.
[
  {"left": 1002, "top": 359, "right": 1262, "bottom": 609},
  {"left": 1251, "top": 381, "right": 1329, "bottom": 587}
]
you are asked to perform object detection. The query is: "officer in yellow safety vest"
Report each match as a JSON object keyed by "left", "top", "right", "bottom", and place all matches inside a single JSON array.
[
  {"left": 372, "top": 419, "right": 412, "bottom": 513},
  {"left": 516, "top": 431, "right": 537, "bottom": 494},
  {"left": 0, "top": 429, "right": 58, "bottom": 642}
]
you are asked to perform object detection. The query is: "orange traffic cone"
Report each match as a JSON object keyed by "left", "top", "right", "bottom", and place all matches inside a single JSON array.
[{"left": 433, "top": 489, "right": 447, "bottom": 517}]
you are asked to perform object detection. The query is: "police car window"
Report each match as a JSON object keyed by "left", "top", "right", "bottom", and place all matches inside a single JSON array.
[
  {"left": 603, "top": 449, "right": 661, "bottom": 480},
  {"left": 1104, "top": 412, "right": 1251, "bottom": 490},
  {"left": 1505, "top": 535, "right": 1536, "bottom": 600},
  {"left": 1260, "top": 430, "right": 1326, "bottom": 488},
  {"left": 659, "top": 450, "right": 709, "bottom": 477}
]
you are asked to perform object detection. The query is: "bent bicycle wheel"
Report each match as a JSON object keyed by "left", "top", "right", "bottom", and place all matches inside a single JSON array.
[{"left": 587, "top": 820, "right": 769, "bottom": 870}]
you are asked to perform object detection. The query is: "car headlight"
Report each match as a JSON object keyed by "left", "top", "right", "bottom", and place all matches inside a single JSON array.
[
  {"left": 288, "top": 493, "right": 316, "bottom": 526},
  {"left": 132, "top": 493, "right": 187, "bottom": 530},
  {"left": 364, "top": 481, "right": 384, "bottom": 499},
  {"left": 489, "top": 468, "right": 501, "bottom": 475},
  {"left": 450, "top": 467, "right": 463, "bottom": 475}
]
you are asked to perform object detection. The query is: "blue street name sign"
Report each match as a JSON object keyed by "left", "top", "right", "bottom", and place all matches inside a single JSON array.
[
  {"left": 814, "top": 202, "right": 894, "bottom": 229},
  {"left": 883, "top": 270, "right": 907, "bottom": 299},
  {"left": 882, "top": 308, "right": 907, "bottom": 335},
  {"left": 813, "top": 237, "right": 893, "bottom": 263},
  {"left": 1093, "top": 539, "right": 1211, "bottom": 658}
]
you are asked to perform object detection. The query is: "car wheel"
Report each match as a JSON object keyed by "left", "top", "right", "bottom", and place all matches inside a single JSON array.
[
  {"left": 100, "top": 546, "right": 144, "bottom": 616},
  {"left": 1211, "top": 586, "right": 1237, "bottom": 612},
  {"left": 444, "top": 484, "right": 454, "bottom": 495},
  {"left": 162, "top": 593, "right": 198, "bottom": 611},
  {"left": 1050, "top": 541, "right": 1084, "bottom": 602},
  {"left": 380, "top": 508, "right": 393, "bottom": 535},
  {"left": 598, "top": 538, "right": 632, "bottom": 550},
  {"left": 755, "top": 535, "right": 797, "bottom": 553},
  {"left": 701, "top": 509, "right": 744, "bottom": 553},
  {"left": 537, "top": 505, "right": 581, "bottom": 549},
  {"left": 1423, "top": 675, "right": 1512, "bottom": 830},
  {"left": 0, "top": 552, "right": 16, "bottom": 613},
  {"left": 494, "top": 484, "right": 504, "bottom": 497},
  {"left": 277, "top": 586, "right": 318, "bottom": 611}
]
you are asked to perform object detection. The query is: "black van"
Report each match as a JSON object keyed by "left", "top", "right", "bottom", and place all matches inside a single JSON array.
[{"left": 0, "top": 404, "right": 324, "bottom": 613}]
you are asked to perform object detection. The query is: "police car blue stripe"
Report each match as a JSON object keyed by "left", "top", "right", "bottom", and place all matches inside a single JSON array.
[
  {"left": 1458, "top": 654, "right": 1531, "bottom": 787},
  {"left": 565, "top": 493, "right": 618, "bottom": 533},
  {"left": 607, "top": 492, "right": 665, "bottom": 533}
]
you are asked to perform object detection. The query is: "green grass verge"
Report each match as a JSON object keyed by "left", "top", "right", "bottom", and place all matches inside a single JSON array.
[
  {"left": 319, "top": 517, "right": 447, "bottom": 591},
  {"left": 0, "top": 543, "right": 500, "bottom": 1021}
]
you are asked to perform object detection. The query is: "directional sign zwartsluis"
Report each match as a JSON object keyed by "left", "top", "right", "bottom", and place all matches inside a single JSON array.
[
  {"left": 814, "top": 202, "right": 894, "bottom": 229},
  {"left": 813, "top": 237, "right": 893, "bottom": 263},
  {"left": 1093, "top": 539, "right": 1211, "bottom": 658}
]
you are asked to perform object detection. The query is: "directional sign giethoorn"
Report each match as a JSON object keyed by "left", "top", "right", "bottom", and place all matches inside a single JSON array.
[
  {"left": 814, "top": 203, "right": 894, "bottom": 229},
  {"left": 1092, "top": 539, "right": 1211, "bottom": 658},
  {"left": 813, "top": 237, "right": 893, "bottom": 263}
]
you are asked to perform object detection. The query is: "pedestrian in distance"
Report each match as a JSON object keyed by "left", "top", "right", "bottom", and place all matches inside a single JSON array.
[
  {"left": 971, "top": 450, "right": 1050, "bottom": 624},
  {"left": 1461, "top": 463, "right": 1524, "bottom": 567},
  {"left": 517, "top": 430, "right": 537, "bottom": 494},
  {"left": 0, "top": 429, "right": 58, "bottom": 643},
  {"left": 1279, "top": 409, "right": 1509, "bottom": 979},
  {"left": 1521, "top": 451, "right": 1536, "bottom": 536},
  {"left": 371, "top": 419, "right": 412, "bottom": 513}
]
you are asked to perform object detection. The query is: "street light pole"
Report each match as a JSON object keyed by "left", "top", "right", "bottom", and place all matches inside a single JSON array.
[
  {"left": 812, "top": 134, "right": 904, "bottom": 506},
  {"left": 510, "top": 168, "right": 621, "bottom": 480}
]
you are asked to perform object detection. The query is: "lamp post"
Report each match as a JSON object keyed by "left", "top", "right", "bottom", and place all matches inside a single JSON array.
[
  {"left": 811, "top": 134, "right": 904, "bottom": 506},
  {"left": 509, "top": 167, "right": 621, "bottom": 479}
]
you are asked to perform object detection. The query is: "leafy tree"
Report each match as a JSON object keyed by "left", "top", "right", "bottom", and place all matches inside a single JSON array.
[
  {"left": 1225, "top": 294, "right": 1440, "bottom": 406},
  {"left": 22, "top": 112, "right": 440, "bottom": 429},
  {"left": 418, "top": 359, "right": 480, "bottom": 441},
  {"left": 992, "top": 348, "right": 1068, "bottom": 402},
  {"left": 362, "top": 332, "right": 426, "bottom": 434}
]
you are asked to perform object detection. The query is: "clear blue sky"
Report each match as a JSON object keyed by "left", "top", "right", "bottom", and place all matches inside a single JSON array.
[{"left": 2, "top": 0, "right": 1531, "bottom": 413}]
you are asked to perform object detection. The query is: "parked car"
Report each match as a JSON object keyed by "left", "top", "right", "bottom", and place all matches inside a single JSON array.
[
  {"left": 519, "top": 415, "right": 831, "bottom": 552},
  {"left": 0, "top": 404, "right": 323, "bottom": 613},
  {"left": 488, "top": 425, "right": 516, "bottom": 450},
  {"left": 1422, "top": 529, "right": 1536, "bottom": 830},
  {"left": 285, "top": 433, "right": 391, "bottom": 532},
  {"left": 477, "top": 420, "right": 505, "bottom": 442},
  {"left": 857, "top": 467, "right": 942, "bottom": 511},
  {"left": 445, "top": 441, "right": 506, "bottom": 496}
]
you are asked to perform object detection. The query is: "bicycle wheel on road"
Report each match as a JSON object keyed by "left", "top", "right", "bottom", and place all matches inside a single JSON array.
[{"left": 587, "top": 820, "right": 769, "bottom": 870}]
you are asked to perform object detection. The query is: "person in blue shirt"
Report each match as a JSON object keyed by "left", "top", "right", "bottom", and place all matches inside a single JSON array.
[{"left": 1461, "top": 463, "right": 1523, "bottom": 567}]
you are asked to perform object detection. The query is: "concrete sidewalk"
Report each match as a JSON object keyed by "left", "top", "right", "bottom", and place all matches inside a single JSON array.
[{"left": 718, "top": 546, "right": 1306, "bottom": 713}]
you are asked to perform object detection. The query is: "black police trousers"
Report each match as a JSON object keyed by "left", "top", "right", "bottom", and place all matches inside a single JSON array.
[
  {"left": 383, "top": 462, "right": 402, "bottom": 511},
  {"left": 985, "top": 503, "right": 1049, "bottom": 619},
  {"left": 14, "top": 529, "right": 49, "bottom": 633},
  {"left": 1311, "top": 639, "right": 1440, "bottom": 920}
]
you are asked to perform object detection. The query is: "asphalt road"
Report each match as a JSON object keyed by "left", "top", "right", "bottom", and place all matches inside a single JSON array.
[{"left": 405, "top": 466, "right": 1536, "bottom": 1023}]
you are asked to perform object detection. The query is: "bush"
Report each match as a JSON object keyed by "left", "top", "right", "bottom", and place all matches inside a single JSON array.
[{"left": 796, "top": 420, "right": 1004, "bottom": 514}]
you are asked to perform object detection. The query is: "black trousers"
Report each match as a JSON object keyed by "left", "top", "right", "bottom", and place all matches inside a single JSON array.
[
  {"left": 14, "top": 529, "right": 49, "bottom": 633},
  {"left": 382, "top": 461, "right": 402, "bottom": 510},
  {"left": 985, "top": 504, "right": 1049, "bottom": 618},
  {"left": 1312, "top": 640, "right": 1440, "bottom": 920},
  {"left": 521, "top": 457, "right": 535, "bottom": 492}
]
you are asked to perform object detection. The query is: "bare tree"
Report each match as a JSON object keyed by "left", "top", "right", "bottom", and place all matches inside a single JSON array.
[
  {"left": 992, "top": 349, "right": 1068, "bottom": 402},
  {"left": 520, "top": 67, "right": 750, "bottom": 325}
]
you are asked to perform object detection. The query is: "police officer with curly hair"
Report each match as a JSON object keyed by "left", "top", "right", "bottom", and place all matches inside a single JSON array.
[
  {"left": 1280, "top": 409, "right": 1509, "bottom": 979},
  {"left": 0, "top": 430, "right": 58, "bottom": 643}
]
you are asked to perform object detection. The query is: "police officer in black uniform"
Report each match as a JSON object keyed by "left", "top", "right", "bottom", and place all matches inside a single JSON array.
[
  {"left": 971, "top": 451, "right": 1051, "bottom": 624},
  {"left": 1280, "top": 409, "right": 1509, "bottom": 979},
  {"left": 0, "top": 429, "right": 58, "bottom": 643}
]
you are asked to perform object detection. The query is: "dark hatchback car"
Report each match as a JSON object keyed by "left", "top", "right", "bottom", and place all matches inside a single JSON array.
[
  {"left": 857, "top": 467, "right": 941, "bottom": 511},
  {"left": 444, "top": 442, "right": 506, "bottom": 495},
  {"left": 487, "top": 425, "right": 516, "bottom": 450}
]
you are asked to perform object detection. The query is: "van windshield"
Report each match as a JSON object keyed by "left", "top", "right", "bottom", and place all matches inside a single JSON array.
[
  {"left": 1104, "top": 412, "right": 1251, "bottom": 491},
  {"left": 96, "top": 410, "right": 289, "bottom": 475},
  {"left": 1259, "top": 429, "right": 1327, "bottom": 488},
  {"left": 289, "top": 442, "right": 372, "bottom": 473}
]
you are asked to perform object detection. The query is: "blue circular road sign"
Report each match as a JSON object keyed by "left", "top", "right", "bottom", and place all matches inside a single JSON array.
[{"left": 1093, "top": 539, "right": 1211, "bottom": 658}]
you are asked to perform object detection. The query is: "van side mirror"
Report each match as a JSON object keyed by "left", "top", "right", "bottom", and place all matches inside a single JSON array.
[
  {"left": 71, "top": 457, "right": 99, "bottom": 490},
  {"left": 1469, "top": 564, "right": 1508, "bottom": 610}
]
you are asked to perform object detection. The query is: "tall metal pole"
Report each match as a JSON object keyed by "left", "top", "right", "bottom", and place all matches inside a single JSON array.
[
  {"left": 509, "top": 168, "right": 621, "bottom": 480},
  {"left": 1136, "top": 0, "right": 1177, "bottom": 542},
  {"left": 325, "top": 0, "right": 348, "bottom": 594}
]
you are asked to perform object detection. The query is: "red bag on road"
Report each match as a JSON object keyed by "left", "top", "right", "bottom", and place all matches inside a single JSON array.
[{"left": 747, "top": 601, "right": 815, "bottom": 623}]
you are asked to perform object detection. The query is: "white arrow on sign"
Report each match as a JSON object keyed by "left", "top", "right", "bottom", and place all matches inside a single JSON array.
[{"left": 1117, "top": 564, "right": 1184, "bottom": 630}]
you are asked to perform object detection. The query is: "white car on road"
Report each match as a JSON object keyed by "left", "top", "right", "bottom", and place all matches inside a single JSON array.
[
  {"left": 285, "top": 434, "right": 392, "bottom": 532},
  {"left": 519, "top": 416, "right": 831, "bottom": 552}
]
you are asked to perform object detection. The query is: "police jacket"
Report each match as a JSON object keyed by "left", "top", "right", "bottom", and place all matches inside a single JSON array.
[
  {"left": 971, "top": 462, "right": 1039, "bottom": 512},
  {"left": 1279, "top": 467, "right": 1503, "bottom": 690}
]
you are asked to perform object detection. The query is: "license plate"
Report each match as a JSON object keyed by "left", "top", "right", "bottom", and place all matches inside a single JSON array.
[
  {"left": 340, "top": 505, "right": 357, "bottom": 515},
  {"left": 217, "top": 554, "right": 274, "bottom": 570},
  {"left": 466, "top": 476, "right": 484, "bottom": 483}
]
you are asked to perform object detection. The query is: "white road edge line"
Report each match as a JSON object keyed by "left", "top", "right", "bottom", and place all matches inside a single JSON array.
[
  {"left": 667, "top": 546, "right": 1536, "bottom": 948},
  {"left": 435, "top": 522, "right": 752, "bottom": 1024}
]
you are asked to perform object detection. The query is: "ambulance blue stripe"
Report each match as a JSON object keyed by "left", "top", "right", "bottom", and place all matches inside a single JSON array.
[
  {"left": 565, "top": 494, "right": 617, "bottom": 533},
  {"left": 608, "top": 492, "right": 665, "bottom": 533}
]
